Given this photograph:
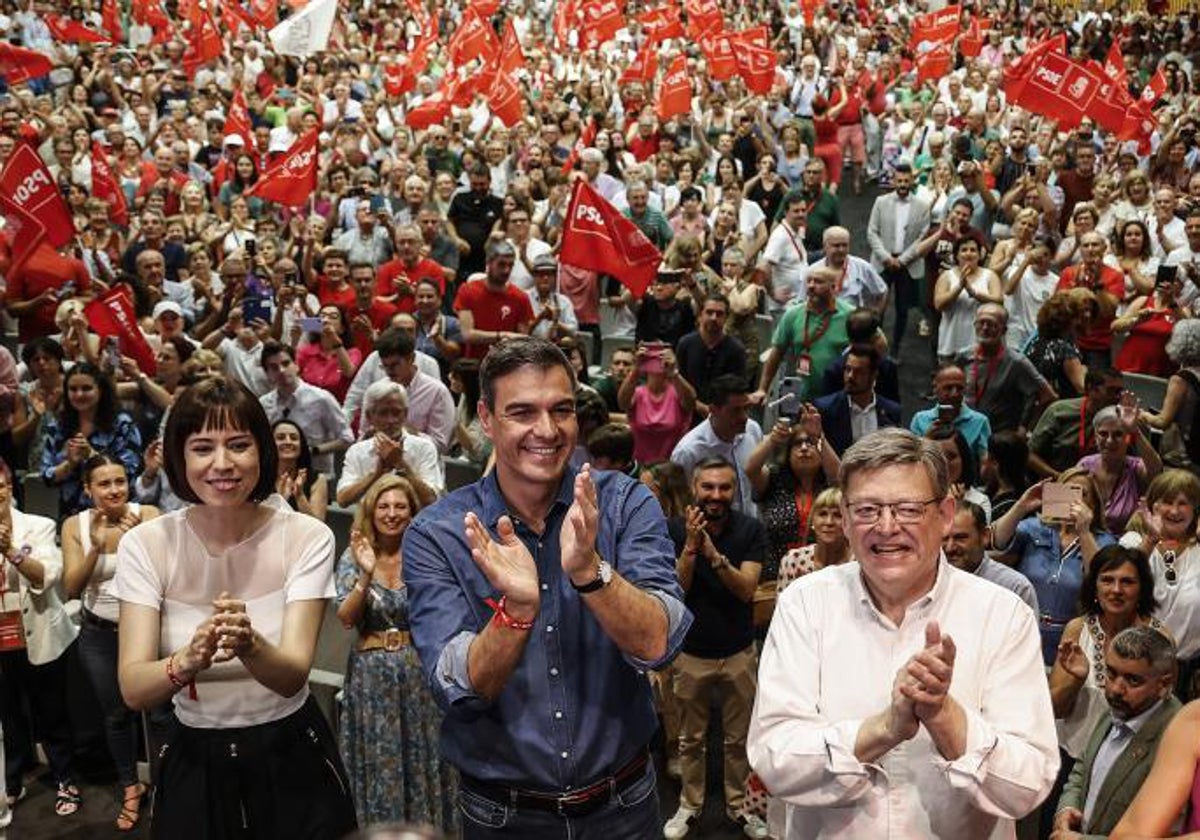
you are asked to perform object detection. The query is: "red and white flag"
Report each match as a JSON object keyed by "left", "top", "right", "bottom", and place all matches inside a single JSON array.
[
  {"left": 620, "top": 42, "right": 658, "bottom": 85},
  {"left": 735, "top": 40, "right": 778, "bottom": 94},
  {"left": 0, "top": 43, "right": 53, "bottom": 86},
  {"left": 46, "top": 15, "right": 114, "bottom": 44},
  {"left": 182, "top": 11, "right": 223, "bottom": 76},
  {"left": 1103, "top": 40, "right": 1126, "bottom": 84},
  {"left": 580, "top": 0, "right": 624, "bottom": 49},
  {"left": 1012, "top": 51, "right": 1102, "bottom": 128},
  {"left": 405, "top": 88, "right": 452, "bottom": 131},
  {"left": 267, "top": 0, "right": 336, "bottom": 57},
  {"left": 498, "top": 19, "right": 525, "bottom": 76},
  {"left": 84, "top": 288, "right": 157, "bottom": 375},
  {"left": 102, "top": 0, "right": 124, "bottom": 42},
  {"left": 487, "top": 71, "right": 524, "bottom": 127},
  {"left": 656, "top": 54, "right": 692, "bottom": 121},
  {"left": 637, "top": 4, "right": 683, "bottom": 43},
  {"left": 0, "top": 145, "right": 74, "bottom": 248},
  {"left": 224, "top": 89, "right": 254, "bottom": 144},
  {"left": 90, "top": 143, "right": 128, "bottom": 227},
  {"left": 245, "top": 130, "right": 319, "bottom": 206},
  {"left": 700, "top": 29, "right": 737, "bottom": 81},
  {"left": 916, "top": 42, "right": 954, "bottom": 84},
  {"left": 559, "top": 180, "right": 663, "bottom": 299},
  {"left": 909, "top": 6, "right": 959, "bottom": 49},
  {"left": 447, "top": 7, "right": 499, "bottom": 67},
  {"left": 1140, "top": 68, "right": 1167, "bottom": 108},
  {"left": 0, "top": 191, "right": 45, "bottom": 275},
  {"left": 560, "top": 119, "right": 598, "bottom": 174}
]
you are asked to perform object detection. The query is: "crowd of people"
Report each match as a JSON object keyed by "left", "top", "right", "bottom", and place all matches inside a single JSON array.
[{"left": 4, "top": 0, "right": 1200, "bottom": 838}]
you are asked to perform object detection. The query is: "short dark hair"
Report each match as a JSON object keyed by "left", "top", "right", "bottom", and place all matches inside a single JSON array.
[
  {"left": 708, "top": 374, "right": 749, "bottom": 407},
  {"left": 82, "top": 451, "right": 128, "bottom": 486},
  {"left": 479, "top": 337, "right": 577, "bottom": 410},
  {"left": 587, "top": 423, "right": 634, "bottom": 465},
  {"left": 1085, "top": 366, "right": 1122, "bottom": 391},
  {"left": 469, "top": 161, "right": 490, "bottom": 179},
  {"left": 952, "top": 197, "right": 975, "bottom": 214},
  {"left": 258, "top": 334, "right": 297, "bottom": 367},
  {"left": 163, "top": 376, "right": 278, "bottom": 504},
  {"left": 846, "top": 308, "right": 881, "bottom": 343},
  {"left": 846, "top": 343, "right": 879, "bottom": 372},
  {"left": 953, "top": 498, "right": 987, "bottom": 531},
  {"left": 693, "top": 455, "right": 736, "bottom": 476},
  {"left": 893, "top": 162, "right": 914, "bottom": 176},
  {"left": 375, "top": 326, "right": 415, "bottom": 359},
  {"left": 1079, "top": 545, "right": 1159, "bottom": 618},
  {"left": 21, "top": 336, "right": 64, "bottom": 366},
  {"left": 702, "top": 292, "right": 730, "bottom": 311}
]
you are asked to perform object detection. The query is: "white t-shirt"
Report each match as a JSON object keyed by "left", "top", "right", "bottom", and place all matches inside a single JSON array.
[
  {"left": 762, "top": 222, "right": 808, "bottom": 305},
  {"left": 80, "top": 504, "right": 141, "bottom": 623},
  {"left": 708, "top": 199, "right": 766, "bottom": 240},
  {"left": 337, "top": 434, "right": 444, "bottom": 499},
  {"left": 113, "top": 496, "right": 335, "bottom": 728}
]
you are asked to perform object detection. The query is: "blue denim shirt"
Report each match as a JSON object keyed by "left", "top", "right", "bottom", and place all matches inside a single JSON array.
[
  {"left": 41, "top": 412, "right": 143, "bottom": 516},
  {"left": 403, "top": 466, "right": 691, "bottom": 790}
]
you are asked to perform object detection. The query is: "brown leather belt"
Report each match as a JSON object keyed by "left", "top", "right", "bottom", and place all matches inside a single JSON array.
[
  {"left": 357, "top": 628, "right": 411, "bottom": 652},
  {"left": 460, "top": 748, "right": 651, "bottom": 817}
]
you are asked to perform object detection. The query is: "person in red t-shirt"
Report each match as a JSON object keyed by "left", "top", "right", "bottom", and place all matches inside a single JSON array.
[
  {"left": 375, "top": 224, "right": 446, "bottom": 312},
  {"left": 626, "top": 115, "right": 661, "bottom": 162},
  {"left": 453, "top": 242, "right": 534, "bottom": 360},
  {"left": 830, "top": 69, "right": 866, "bottom": 194},
  {"left": 311, "top": 249, "right": 357, "bottom": 311},
  {"left": 6, "top": 246, "right": 92, "bottom": 343},
  {"left": 345, "top": 262, "right": 400, "bottom": 357},
  {"left": 134, "top": 145, "right": 189, "bottom": 216},
  {"left": 1056, "top": 231, "right": 1126, "bottom": 369}
]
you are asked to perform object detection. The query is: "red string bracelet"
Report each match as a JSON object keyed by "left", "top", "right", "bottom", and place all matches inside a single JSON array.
[
  {"left": 167, "top": 654, "right": 198, "bottom": 700},
  {"left": 485, "top": 596, "right": 535, "bottom": 631}
]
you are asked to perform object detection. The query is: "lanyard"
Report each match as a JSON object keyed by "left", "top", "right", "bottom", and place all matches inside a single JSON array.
[
  {"left": 1079, "top": 397, "right": 1092, "bottom": 454},
  {"left": 801, "top": 307, "right": 833, "bottom": 351},
  {"left": 832, "top": 261, "right": 849, "bottom": 295},
  {"left": 971, "top": 350, "right": 1001, "bottom": 404},
  {"left": 782, "top": 221, "right": 805, "bottom": 262}
]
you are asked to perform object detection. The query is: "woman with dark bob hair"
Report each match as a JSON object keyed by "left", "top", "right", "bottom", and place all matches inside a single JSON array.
[
  {"left": 114, "top": 376, "right": 357, "bottom": 839},
  {"left": 1049, "top": 545, "right": 1164, "bottom": 763}
]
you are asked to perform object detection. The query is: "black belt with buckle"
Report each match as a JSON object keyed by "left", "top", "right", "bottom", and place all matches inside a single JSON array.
[
  {"left": 82, "top": 610, "right": 119, "bottom": 632},
  {"left": 460, "top": 747, "right": 650, "bottom": 817}
]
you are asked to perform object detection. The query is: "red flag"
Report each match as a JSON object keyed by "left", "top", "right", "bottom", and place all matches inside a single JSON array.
[
  {"left": 580, "top": 0, "right": 624, "bottom": 49},
  {"left": 45, "top": 15, "right": 114, "bottom": 44},
  {"left": 684, "top": 0, "right": 722, "bottom": 39},
  {"left": 469, "top": 0, "right": 501, "bottom": 15},
  {"left": 405, "top": 89, "right": 452, "bottom": 131},
  {"left": 90, "top": 143, "right": 128, "bottom": 227},
  {"left": 735, "top": 42, "right": 778, "bottom": 94},
  {"left": 182, "top": 12, "right": 223, "bottom": 77},
  {"left": 384, "top": 56, "right": 418, "bottom": 97},
  {"left": 800, "top": 0, "right": 820, "bottom": 25},
  {"left": 0, "top": 145, "right": 74, "bottom": 248},
  {"left": 245, "top": 130, "right": 319, "bottom": 206},
  {"left": 1013, "top": 52, "right": 1102, "bottom": 128},
  {"left": 620, "top": 42, "right": 658, "bottom": 85},
  {"left": 561, "top": 119, "right": 598, "bottom": 174},
  {"left": 959, "top": 17, "right": 983, "bottom": 58},
  {"left": 487, "top": 72, "right": 525, "bottom": 127},
  {"left": 498, "top": 19, "right": 525, "bottom": 76},
  {"left": 102, "top": 0, "right": 124, "bottom": 42},
  {"left": 1004, "top": 32, "right": 1066, "bottom": 100},
  {"left": 909, "top": 6, "right": 959, "bottom": 49},
  {"left": 224, "top": 89, "right": 254, "bottom": 144},
  {"left": 447, "top": 8, "right": 499, "bottom": 67},
  {"left": 637, "top": 5, "right": 684, "bottom": 43},
  {"left": 553, "top": 0, "right": 579, "bottom": 47},
  {"left": 251, "top": 0, "right": 278, "bottom": 27},
  {"left": 1117, "top": 107, "right": 1158, "bottom": 155},
  {"left": 1091, "top": 75, "right": 1133, "bottom": 134},
  {"left": 916, "top": 42, "right": 954, "bottom": 84},
  {"left": 656, "top": 54, "right": 691, "bottom": 121},
  {"left": 1103, "top": 39, "right": 1126, "bottom": 84},
  {"left": 0, "top": 43, "right": 53, "bottom": 86},
  {"left": 84, "top": 288, "right": 157, "bottom": 376},
  {"left": 700, "top": 30, "right": 737, "bottom": 81},
  {"left": 222, "top": 0, "right": 260, "bottom": 31},
  {"left": 1140, "top": 68, "right": 1167, "bottom": 108},
  {"left": 560, "top": 180, "right": 662, "bottom": 299},
  {"left": 734, "top": 25, "right": 770, "bottom": 49},
  {"left": 0, "top": 191, "right": 46, "bottom": 275}
]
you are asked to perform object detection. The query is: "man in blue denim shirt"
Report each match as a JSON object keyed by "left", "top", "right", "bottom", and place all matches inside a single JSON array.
[{"left": 405, "top": 338, "right": 692, "bottom": 839}]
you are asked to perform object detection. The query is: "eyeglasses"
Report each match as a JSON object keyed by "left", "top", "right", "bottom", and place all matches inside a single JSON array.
[
  {"left": 792, "top": 437, "right": 818, "bottom": 449},
  {"left": 845, "top": 499, "right": 940, "bottom": 525},
  {"left": 1164, "top": 550, "right": 1178, "bottom": 587}
]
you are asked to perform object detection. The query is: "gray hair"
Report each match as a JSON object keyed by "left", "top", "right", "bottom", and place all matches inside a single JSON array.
[
  {"left": 1092, "top": 405, "right": 1122, "bottom": 432},
  {"left": 1167, "top": 318, "right": 1200, "bottom": 367},
  {"left": 364, "top": 379, "right": 408, "bottom": 415},
  {"left": 839, "top": 428, "right": 949, "bottom": 499},
  {"left": 1110, "top": 625, "right": 1176, "bottom": 677},
  {"left": 580, "top": 148, "right": 603, "bottom": 164}
]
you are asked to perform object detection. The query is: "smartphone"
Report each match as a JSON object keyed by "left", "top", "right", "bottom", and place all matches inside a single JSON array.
[
  {"left": 639, "top": 341, "right": 668, "bottom": 375},
  {"left": 778, "top": 377, "right": 804, "bottom": 421},
  {"left": 245, "top": 238, "right": 258, "bottom": 258},
  {"left": 369, "top": 194, "right": 387, "bottom": 213},
  {"left": 937, "top": 403, "right": 957, "bottom": 423},
  {"left": 57, "top": 281, "right": 76, "bottom": 301},
  {"left": 102, "top": 336, "right": 121, "bottom": 371},
  {"left": 242, "top": 297, "right": 271, "bottom": 325},
  {"left": 1042, "top": 483, "right": 1083, "bottom": 523},
  {"left": 299, "top": 316, "right": 323, "bottom": 333}
]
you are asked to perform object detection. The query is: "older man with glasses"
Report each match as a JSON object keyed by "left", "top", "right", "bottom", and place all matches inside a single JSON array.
[{"left": 749, "top": 428, "right": 1058, "bottom": 839}]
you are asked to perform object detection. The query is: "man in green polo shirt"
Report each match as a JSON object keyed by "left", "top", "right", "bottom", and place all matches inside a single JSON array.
[
  {"left": 753, "top": 267, "right": 851, "bottom": 404},
  {"left": 1028, "top": 367, "right": 1125, "bottom": 478}
]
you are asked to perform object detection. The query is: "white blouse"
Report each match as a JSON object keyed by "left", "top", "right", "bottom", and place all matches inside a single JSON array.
[{"left": 114, "top": 495, "right": 335, "bottom": 728}]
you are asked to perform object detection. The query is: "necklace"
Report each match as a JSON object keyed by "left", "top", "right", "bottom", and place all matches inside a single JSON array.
[{"left": 1086, "top": 613, "right": 1108, "bottom": 687}]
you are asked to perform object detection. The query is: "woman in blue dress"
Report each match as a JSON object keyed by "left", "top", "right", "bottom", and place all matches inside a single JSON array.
[
  {"left": 335, "top": 474, "right": 457, "bottom": 830},
  {"left": 992, "top": 466, "right": 1116, "bottom": 665}
]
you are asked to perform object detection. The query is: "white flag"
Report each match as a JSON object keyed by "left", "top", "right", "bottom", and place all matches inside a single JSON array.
[{"left": 268, "top": 0, "right": 338, "bottom": 57}]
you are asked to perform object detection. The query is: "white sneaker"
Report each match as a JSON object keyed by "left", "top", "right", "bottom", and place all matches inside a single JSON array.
[
  {"left": 663, "top": 805, "right": 700, "bottom": 839},
  {"left": 741, "top": 813, "right": 770, "bottom": 839}
]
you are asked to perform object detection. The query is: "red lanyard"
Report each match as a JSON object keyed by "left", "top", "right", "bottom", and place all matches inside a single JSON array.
[
  {"left": 788, "top": 486, "right": 815, "bottom": 550},
  {"left": 1079, "top": 397, "right": 1092, "bottom": 454},
  {"left": 831, "top": 261, "right": 849, "bottom": 295},
  {"left": 971, "top": 350, "right": 1001, "bottom": 404},
  {"left": 801, "top": 308, "right": 833, "bottom": 351},
  {"left": 783, "top": 222, "right": 805, "bottom": 262}
]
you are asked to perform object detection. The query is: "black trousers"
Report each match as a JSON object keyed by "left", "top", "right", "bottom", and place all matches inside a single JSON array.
[
  {"left": 0, "top": 644, "right": 75, "bottom": 793},
  {"left": 151, "top": 696, "right": 357, "bottom": 840},
  {"left": 883, "top": 265, "right": 917, "bottom": 352}
]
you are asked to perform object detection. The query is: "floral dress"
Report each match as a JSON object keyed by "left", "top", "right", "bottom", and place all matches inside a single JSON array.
[{"left": 335, "top": 548, "right": 457, "bottom": 831}]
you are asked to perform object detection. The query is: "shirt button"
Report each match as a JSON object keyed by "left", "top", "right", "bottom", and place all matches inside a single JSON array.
[
  {"left": 561, "top": 751, "right": 569, "bottom": 759},
  {"left": 541, "top": 583, "right": 548, "bottom": 591},
  {"left": 550, "top": 667, "right": 559, "bottom": 676},
  {"left": 546, "top": 625, "right": 554, "bottom": 633},
  {"left": 555, "top": 711, "right": 563, "bottom": 719}
]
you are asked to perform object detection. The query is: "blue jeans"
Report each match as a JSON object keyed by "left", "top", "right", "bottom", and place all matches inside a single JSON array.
[
  {"left": 77, "top": 619, "right": 140, "bottom": 787},
  {"left": 459, "top": 763, "right": 660, "bottom": 839}
]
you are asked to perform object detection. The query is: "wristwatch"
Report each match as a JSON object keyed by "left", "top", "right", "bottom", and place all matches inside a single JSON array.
[{"left": 571, "top": 559, "right": 613, "bottom": 594}]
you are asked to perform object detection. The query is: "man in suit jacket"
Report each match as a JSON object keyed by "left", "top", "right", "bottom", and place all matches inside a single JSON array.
[
  {"left": 1053, "top": 626, "right": 1181, "bottom": 839},
  {"left": 812, "top": 343, "right": 900, "bottom": 456},
  {"left": 866, "top": 162, "right": 932, "bottom": 354}
]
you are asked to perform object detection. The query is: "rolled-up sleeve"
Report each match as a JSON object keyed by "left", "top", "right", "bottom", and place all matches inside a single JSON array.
[
  {"left": 747, "top": 588, "right": 880, "bottom": 807},
  {"left": 930, "top": 604, "right": 1060, "bottom": 819}
]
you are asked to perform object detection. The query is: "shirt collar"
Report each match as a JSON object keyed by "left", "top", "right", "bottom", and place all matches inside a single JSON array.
[
  {"left": 1111, "top": 698, "right": 1165, "bottom": 737},
  {"left": 480, "top": 464, "right": 576, "bottom": 531},
  {"left": 854, "top": 554, "right": 952, "bottom": 620},
  {"left": 848, "top": 393, "right": 877, "bottom": 415}
]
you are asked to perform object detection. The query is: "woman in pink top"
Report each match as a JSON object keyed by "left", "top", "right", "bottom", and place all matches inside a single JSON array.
[
  {"left": 616, "top": 344, "right": 697, "bottom": 465},
  {"left": 295, "top": 305, "right": 363, "bottom": 402}
]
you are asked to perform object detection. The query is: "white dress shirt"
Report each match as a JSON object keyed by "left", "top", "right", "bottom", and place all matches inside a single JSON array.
[
  {"left": 749, "top": 558, "right": 1058, "bottom": 839},
  {"left": 260, "top": 382, "right": 354, "bottom": 476},
  {"left": 848, "top": 394, "right": 879, "bottom": 442},
  {"left": 893, "top": 197, "right": 912, "bottom": 256},
  {"left": 336, "top": 434, "right": 444, "bottom": 499}
]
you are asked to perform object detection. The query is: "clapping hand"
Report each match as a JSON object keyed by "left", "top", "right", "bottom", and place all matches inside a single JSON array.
[
  {"left": 1056, "top": 639, "right": 1090, "bottom": 682},
  {"left": 465, "top": 512, "right": 540, "bottom": 621},
  {"left": 561, "top": 464, "right": 601, "bottom": 584},
  {"left": 899, "top": 621, "right": 957, "bottom": 724},
  {"left": 349, "top": 528, "right": 376, "bottom": 576},
  {"left": 211, "top": 591, "right": 255, "bottom": 662}
]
